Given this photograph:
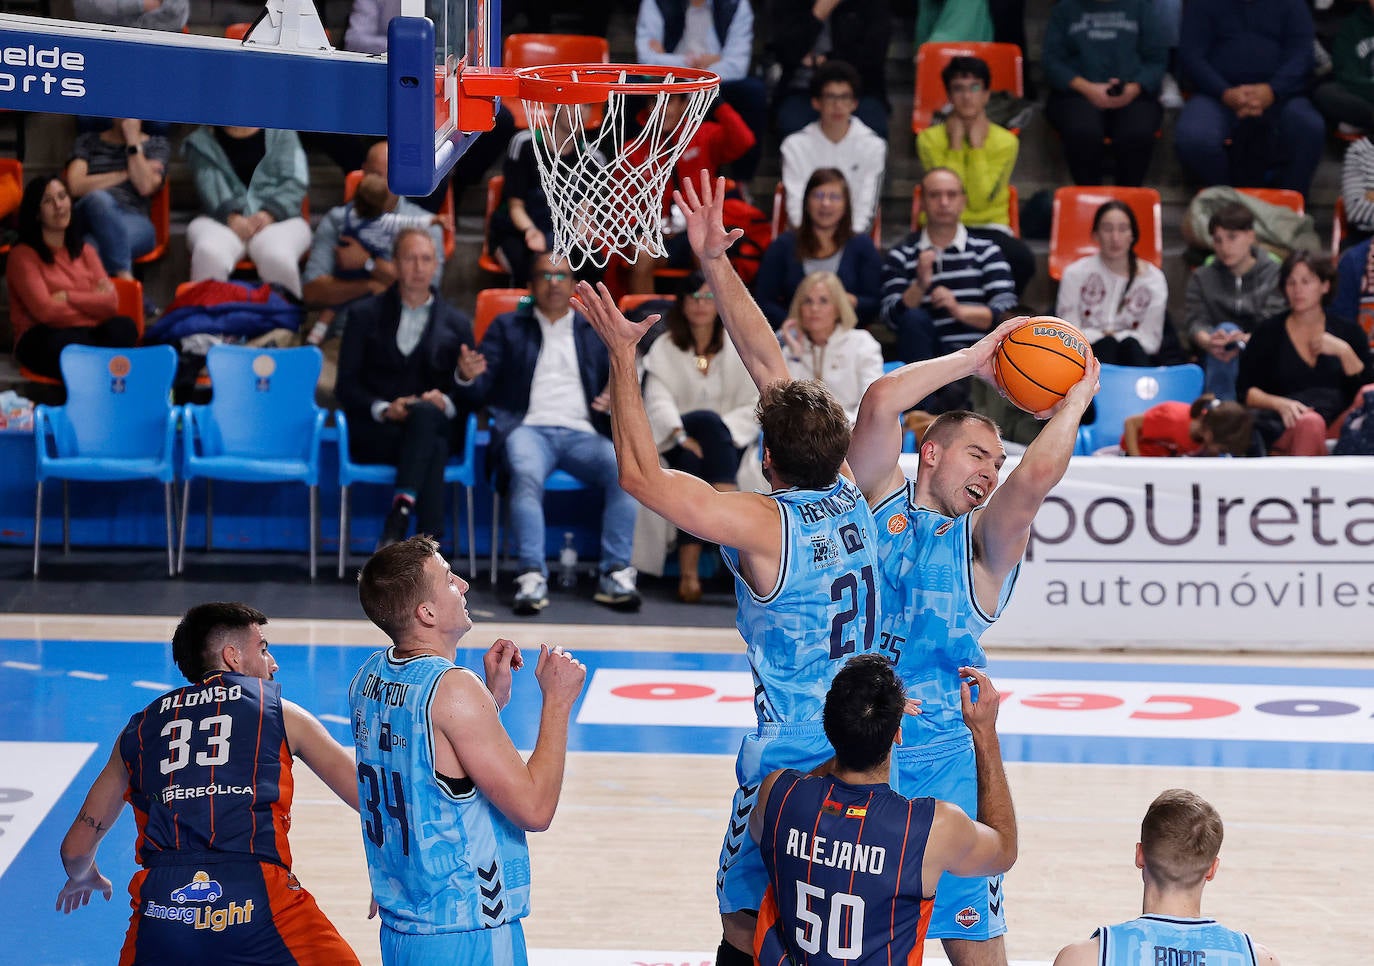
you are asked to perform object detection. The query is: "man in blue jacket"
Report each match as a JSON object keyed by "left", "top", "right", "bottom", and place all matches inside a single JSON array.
[
  {"left": 457, "top": 252, "right": 640, "bottom": 614},
  {"left": 1175, "top": 0, "right": 1323, "bottom": 197}
]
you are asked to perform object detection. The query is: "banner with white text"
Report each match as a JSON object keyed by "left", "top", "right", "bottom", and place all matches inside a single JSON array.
[{"left": 895, "top": 455, "right": 1374, "bottom": 649}]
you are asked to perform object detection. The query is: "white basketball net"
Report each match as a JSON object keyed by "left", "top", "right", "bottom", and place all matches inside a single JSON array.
[{"left": 522, "top": 74, "right": 718, "bottom": 271}]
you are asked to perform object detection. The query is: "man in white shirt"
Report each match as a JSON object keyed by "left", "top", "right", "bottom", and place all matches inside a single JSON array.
[
  {"left": 457, "top": 253, "right": 640, "bottom": 614},
  {"left": 780, "top": 60, "right": 887, "bottom": 235}
]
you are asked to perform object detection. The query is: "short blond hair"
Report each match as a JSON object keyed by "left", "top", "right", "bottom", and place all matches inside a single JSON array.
[
  {"left": 1140, "top": 789, "right": 1224, "bottom": 889},
  {"left": 787, "top": 271, "right": 858, "bottom": 332}
]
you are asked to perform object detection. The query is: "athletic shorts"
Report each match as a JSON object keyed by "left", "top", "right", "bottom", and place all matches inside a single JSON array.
[
  {"left": 380, "top": 919, "right": 527, "bottom": 966},
  {"left": 717, "top": 721, "right": 833, "bottom": 915},
  {"left": 119, "top": 859, "right": 359, "bottom": 965},
  {"left": 890, "top": 732, "right": 1007, "bottom": 942}
]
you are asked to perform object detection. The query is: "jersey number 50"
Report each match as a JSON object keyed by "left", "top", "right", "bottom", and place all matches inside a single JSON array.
[{"left": 794, "top": 881, "right": 866, "bottom": 958}]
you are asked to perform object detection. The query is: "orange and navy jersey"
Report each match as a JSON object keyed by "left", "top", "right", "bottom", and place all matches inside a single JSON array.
[
  {"left": 118, "top": 671, "right": 293, "bottom": 869},
  {"left": 756, "top": 770, "right": 936, "bottom": 965}
]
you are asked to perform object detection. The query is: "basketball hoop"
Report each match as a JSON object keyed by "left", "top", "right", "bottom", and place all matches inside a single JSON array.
[{"left": 515, "top": 63, "right": 720, "bottom": 271}]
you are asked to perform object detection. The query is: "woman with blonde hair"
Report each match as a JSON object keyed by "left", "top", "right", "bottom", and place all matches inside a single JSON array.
[{"left": 779, "top": 270, "right": 885, "bottom": 423}]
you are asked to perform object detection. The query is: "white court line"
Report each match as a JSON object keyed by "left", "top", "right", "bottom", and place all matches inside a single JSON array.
[
  {"left": 67, "top": 670, "right": 107, "bottom": 680},
  {"left": 2, "top": 660, "right": 39, "bottom": 670},
  {"left": 528, "top": 954, "right": 1047, "bottom": 966},
  {"left": 131, "top": 679, "right": 174, "bottom": 690},
  {"left": 319, "top": 714, "right": 349, "bottom": 724}
]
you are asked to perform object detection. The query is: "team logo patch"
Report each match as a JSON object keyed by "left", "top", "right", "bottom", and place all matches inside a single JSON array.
[
  {"left": 886, "top": 514, "right": 907, "bottom": 535},
  {"left": 934, "top": 520, "right": 955, "bottom": 536},
  {"left": 955, "top": 906, "right": 981, "bottom": 929},
  {"left": 844, "top": 805, "right": 868, "bottom": 818},
  {"left": 171, "top": 871, "right": 222, "bottom": 903},
  {"left": 810, "top": 535, "right": 839, "bottom": 567}
]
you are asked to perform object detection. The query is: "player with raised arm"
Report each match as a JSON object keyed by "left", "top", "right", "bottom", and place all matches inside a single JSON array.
[
  {"left": 54, "top": 602, "right": 363, "bottom": 965},
  {"left": 1053, "top": 789, "right": 1280, "bottom": 966},
  {"left": 350, "top": 535, "right": 585, "bottom": 965},
  {"left": 752, "top": 656, "right": 1017, "bottom": 965},
  {"left": 573, "top": 172, "right": 883, "bottom": 966},
  {"left": 840, "top": 326, "right": 1098, "bottom": 966}
]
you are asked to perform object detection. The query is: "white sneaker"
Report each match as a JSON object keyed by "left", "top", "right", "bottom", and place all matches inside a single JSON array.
[
  {"left": 1159, "top": 73, "right": 1184, "bottom": 110},
  {"left": 512, "top": 571, "right": 549, "bottom": 615},
  {"left": 594, "top": 566, "right": 641, "bottom": 611}
]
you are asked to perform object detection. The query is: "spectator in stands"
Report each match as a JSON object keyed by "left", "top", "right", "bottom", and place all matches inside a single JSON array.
[
  {"left": 1332, "top": 234, "right": 1374, "bottom": 344},
  {"left": 770, "top": 0, "right": 891, "bottom": 140},
  {"left": 1121, "top": 394, "right": 1255, "bottom": 457},
  {"left": 916, "top": 55, "right": 1036, "bottom": 295},
  {"left": 72, "top": 0, "right": 186, "bottom": 31},
  {"left": 916, "top": 0, "right": 991, "bottom": 46},
  {"left": 641, "top": 272, "right": 759, "bottom": 602},
  {"left": 1238, "top": 250, "right": 1373, "bottom": 455},
  {"left": 183, "top": 126, "right": 311, "bottom": 297},
  {"left": 1313, "top": 0, "right": 1374, "bottom": 136},
  {"left": 1055, "top": 200, "right": 1169, "bottom": 367},
  {"left": 625, "top": 97, "right": 754, "bottom": 294},
  {"left": 754, "top": 168, "right": 882, "bottom": 328},
  {"left": 779, "top": 271, "right": 884, "bottom": 423},
  {"left": 1184, "top": 202, "right": 1287, "bottom": 400},
  {"left": 635, "top": 0, "right": 768, "bottom": 184},
  {"left": 1339, "top": 137, "right": 1374, "bottom": 249},
  {"left": 302, "top": 141, "right": 445, "bottom": 334},
  {"left": 65, "top": 118, "right": 169, "bottom": 280},
  {"left": 457, "top": 252, "right": 641, "bottom": 615},
  {"left": 335, "top": 229, "right": 475, "bottom": 549},
  {"left": 880, "top": 167, "right": 1017, "bottom": 380},
  {"left": 1041, "top": 0, "right": 1166, "bottom": 188},
  {"left": 779, "top": 62, "right": 885, "bottom": 236},
  {"left": 489, "top": 110, "right": 607, "bottom": 288},
  {"left": 6, "top": 177, "right": 138, "bottom": 380},
  {"left": 1175, "top": 0, "right": 1323, "bottom": 197}
]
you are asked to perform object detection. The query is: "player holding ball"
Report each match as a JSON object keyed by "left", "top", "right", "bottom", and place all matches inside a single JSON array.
[{"left": 843, "top": 316, "right": 1097, "bottom": 966}]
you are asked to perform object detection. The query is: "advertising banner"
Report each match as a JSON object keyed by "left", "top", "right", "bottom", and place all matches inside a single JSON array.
[{"left": 896, "top": 455, "right": 1374, "bottom": 649}]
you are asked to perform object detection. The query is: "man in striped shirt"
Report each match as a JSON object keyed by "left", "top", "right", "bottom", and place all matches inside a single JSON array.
[{"left": 880, "top": 168, "right": 1018, "bottom": 410}]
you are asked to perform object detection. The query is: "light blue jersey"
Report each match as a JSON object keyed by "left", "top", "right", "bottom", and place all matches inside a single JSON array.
[
  {"left": 873, "top": 481, "right": 1019, "bottom": 741},
  {"left": 717, "top": 475, "right": 883, "bottom": 914},
  {"left": 349, "top": 648, "right": 531, "bottom": 941},
  {"left": 1096, "top": 915, "right": 1259, "bottom": 966},
  {"left": 720, "top": 475, "right": 885, "bottom": 725}
]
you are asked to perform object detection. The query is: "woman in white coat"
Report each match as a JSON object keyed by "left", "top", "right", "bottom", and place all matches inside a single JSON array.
[
  {"left": 779, "top": 270, "right": 885, "bottom": 423},
  {"left": 642, "top": 272, "right": 761, "bottom": 602}
]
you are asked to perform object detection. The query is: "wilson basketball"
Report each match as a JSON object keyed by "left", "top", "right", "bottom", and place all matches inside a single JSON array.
[{"left": 993, "top": 317, "right": 1091, "bottom": 414}]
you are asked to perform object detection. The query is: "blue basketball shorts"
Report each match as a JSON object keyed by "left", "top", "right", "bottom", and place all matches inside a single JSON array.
[
  {"left": 716, "top": 720, "right": 834, "bottom": 915},
  {"left": 380, "top": 919, "right": 527, "bottom": 966},
  {"left": 890, "top": 731, "right": 1007, "bottom": 942}
]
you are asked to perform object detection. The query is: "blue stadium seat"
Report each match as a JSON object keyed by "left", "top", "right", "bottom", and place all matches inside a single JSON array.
[
  {"left": 1077, "top": 362, "right": 1205, "bottom": 454},
  {"left": 489, "top": 469, "right": 591, "bottom": 584},
  {"left": 32, "top": 345, "right": 179, "bottom": 576},
  {"left": 179, "top": 345, "right": 326, "bottom": 577},
  {"left": 336, "top": 410, "right": 480, "bottom": 580}
]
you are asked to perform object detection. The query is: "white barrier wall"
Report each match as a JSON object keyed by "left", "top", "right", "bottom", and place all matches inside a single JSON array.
[{"left": 896, "top": 454, "right": 1374, "bottom": 651}]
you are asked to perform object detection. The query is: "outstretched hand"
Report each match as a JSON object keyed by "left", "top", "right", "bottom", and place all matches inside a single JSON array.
[
  {"left": 672, "top": 170, "right": 744, "bottom": 262},
  {"left": 55, "top": 865, "right": 112, "bottom": 914},
  {"left": 572, "top": 280, "right": 660, "bottom": 354},
  {"left": 967, "top": 316, "right": 1028, "bottom": 386},
  {"left": 1034, "top": 354, "right": 1100, "bottom": 420}
]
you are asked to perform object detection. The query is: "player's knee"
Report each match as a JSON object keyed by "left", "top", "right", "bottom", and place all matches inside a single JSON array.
[{"left": 720, "top": 910, "right": 757, "bottom": 959}]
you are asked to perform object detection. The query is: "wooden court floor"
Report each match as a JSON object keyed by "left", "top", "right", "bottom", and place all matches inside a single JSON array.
[{"left": 10, "top": 614, "right": 1373, "bottom": 965}]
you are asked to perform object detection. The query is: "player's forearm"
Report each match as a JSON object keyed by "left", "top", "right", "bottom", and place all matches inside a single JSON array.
[
  {"left": 700, "top": 255, "right": 790, "bottom": 389},
  {"left": 607, "top": 351, "right": 667, "bottom": 496},
  {"left": 521, "top": 702, "right": 573, "bottom": 831},
  {"left": 60, "top": 823, "right": 102, "bottom": 879},
  {"left": 971, "top": 727, "right": 1018, "bottom": 871},
  {"left": 1013, "top": 392, "right": 1090, "bottom": 493}
]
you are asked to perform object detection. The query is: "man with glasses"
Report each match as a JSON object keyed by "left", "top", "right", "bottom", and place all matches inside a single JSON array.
[
  {"left": 456, "top": 252, "right": 641, "bottom": 614},
  {"left": 780, "top": 60, "right": 887, "bottom": 235},
  {"left": 917, "top": 56, "right": 1035, "bottom": 297}
]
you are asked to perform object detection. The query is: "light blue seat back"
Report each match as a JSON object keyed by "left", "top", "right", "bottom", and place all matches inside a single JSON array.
[
  {"left": 1085, "top": 363, "right": 1205, "bottom": 452},
  {"left": 55, "top": 345, "right": 177, "bottom": 461},
  {"left": 202, "top": 345, "right": 323, "bottom": 460}
]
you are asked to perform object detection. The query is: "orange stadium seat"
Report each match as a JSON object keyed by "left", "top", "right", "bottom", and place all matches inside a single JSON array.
[
  {"left": 474, "top": 287, "right": 528, "bottom": 344},
  {"left": 1236, "top": 187, "right": 1305, "bottom": 215},
  {"left": 479, "top": 174, "right": 508, "bottom": 277},
  {"left": 1049, "top": 186, "right": 1161, "bottom": 281},
  {"left": 1334, "top": 196, "right": 1350, "bottom": 258},
  {"left": 134, "top": 180, "right": 170, "bottom": 266},
  {"left": 502, "top": 34, "right": 611, "bottom": 129},
  {"left": 912, "top": 42, "right": 1023, "bottom": 134}
]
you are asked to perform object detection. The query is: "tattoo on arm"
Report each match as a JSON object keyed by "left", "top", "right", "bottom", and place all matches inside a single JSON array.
[{"left": 76, "top": 809, "right": 108, "bottom": 834}]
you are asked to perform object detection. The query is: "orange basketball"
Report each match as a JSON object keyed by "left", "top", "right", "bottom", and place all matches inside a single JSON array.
[{"left": 993, "top": 316, "right": 1091, "bottom": 414}]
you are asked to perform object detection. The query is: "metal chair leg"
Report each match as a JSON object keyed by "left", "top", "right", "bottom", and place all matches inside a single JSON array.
[
  {"left": 62, "top": 480, "right": 70, "bottom": 555},
  {"left": 204, "top": 480, "right": 213, "bottom": 552},
  {"left": 308, "top": 485, "right": 317, "bottom": 580},
  {"left": 32, "top": 480, "right": 43, "bottom": 577},
  {"left": 338, "top": 485, "right": 350, "bottom": 580},
  {"left": 177, "top": 480, "right": 191, "bottom": 575},
  {"left": 163, "top": 483, "right": 176, "bottom": 577},
  {"left": 465, "top": 486, "right": 476, "bottom": 583},
  {"left": 489, "top": 490, "right": 500, "bottom": 585}
]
